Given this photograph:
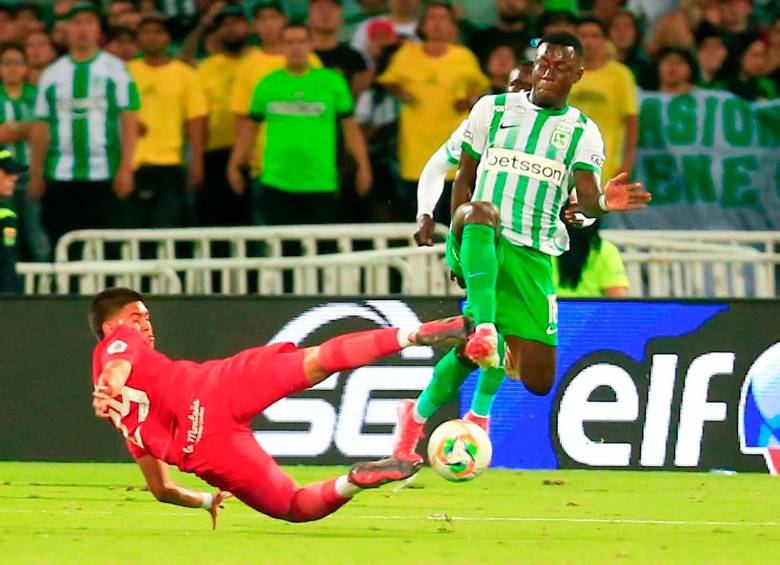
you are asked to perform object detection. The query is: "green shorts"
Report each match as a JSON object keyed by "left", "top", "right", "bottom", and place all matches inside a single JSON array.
[{"left": 446, "top": 232, "right": 558, "bottom": 346}]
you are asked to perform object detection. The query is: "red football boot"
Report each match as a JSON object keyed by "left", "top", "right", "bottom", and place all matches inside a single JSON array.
[
  {"left": 465, "top": 323, "right": 500, "bottom": 369},
  {"left": 392, "top": 399, "right": 425, "bottom": 464},
  {"left": 464, "top": 411, "right": 490, "bottom": 435},
  {"left": 348, "top": 456, "right": 422, "bottom": 488}
]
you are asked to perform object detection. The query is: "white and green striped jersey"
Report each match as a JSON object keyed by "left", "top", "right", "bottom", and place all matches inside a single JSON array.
[
  {"left": 34, "top": 51, "right": 140, "bottom": 182},
  {"left": 463, "top": 92, "right": 605, "bottom": 256},
  {"left": 0, "top": 83, "right": 37, "bottom": 167}
]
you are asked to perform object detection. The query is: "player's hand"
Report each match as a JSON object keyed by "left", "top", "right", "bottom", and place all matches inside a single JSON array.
[
  {"left": 226, "top": 163, "right": 246, "bottom": 195},
  {"left": 113, "top": 166, "right": 134, "bottom": 199},
  {"left": 207, "top": 490, "right": 232, "bottom": 530},
  {"left": 602, "top": 172, "right": 651, "bottom": 212},
  {"left": 92, "top": 385, "right": 111, "bottom": 419},
  {"left": 563, "top": 194, "right": 585, "bottom": 227},
  {"left": 414, "top": 214, "right": 436, "bottom": 246},
  {"left": 356, "top": 164, "right": 372, "bottom": 196}
]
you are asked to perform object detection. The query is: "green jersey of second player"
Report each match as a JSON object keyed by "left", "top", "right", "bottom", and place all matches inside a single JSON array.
[
  {"left": 34, "top": 51, "right": 140, "bottom": 182},
  {"left": 249, "top": 67, "right": 354, "bottom": 193},
  {"left": 0, "top": 83, "right": 36, "bottom": 167},
  {"left": 462, "top": 92, "right": 605, "bottom": 256}
]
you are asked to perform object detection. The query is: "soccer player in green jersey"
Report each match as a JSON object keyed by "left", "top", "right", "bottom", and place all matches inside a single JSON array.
[{"left": 393, "top": 32, "right": 651, "bottom": 461}]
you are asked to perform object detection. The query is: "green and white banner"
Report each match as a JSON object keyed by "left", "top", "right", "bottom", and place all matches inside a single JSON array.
[{"left": 605, "top": 88, "right": 780, "bottom": 230}]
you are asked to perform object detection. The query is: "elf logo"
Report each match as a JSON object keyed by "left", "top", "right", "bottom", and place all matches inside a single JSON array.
[
  {"left": 255, "top": 301, "right": 435, "bottom": 459},
  {"left": 554, "top": 351, "right": 736, "bottom": 468},
  {"left": 738, "top": 342, "right": 780, "bottom": 474}
]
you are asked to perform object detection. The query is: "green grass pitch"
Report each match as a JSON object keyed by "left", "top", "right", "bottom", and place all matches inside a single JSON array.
[{"left": 1, "top": 462, "right": 778, "bottom": 564}]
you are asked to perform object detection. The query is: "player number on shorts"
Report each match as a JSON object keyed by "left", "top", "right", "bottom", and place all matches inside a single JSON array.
[
  {"left": 547, "top": 294, "right": 558, "bottom": 334},
  {"left": 107, "top": 386, "right": 150, "bottom": 448}
]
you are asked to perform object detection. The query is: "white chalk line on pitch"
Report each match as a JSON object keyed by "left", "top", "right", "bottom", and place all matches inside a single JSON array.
[{"left": 0, "top": 508, "right": 776, "bottom": 527}]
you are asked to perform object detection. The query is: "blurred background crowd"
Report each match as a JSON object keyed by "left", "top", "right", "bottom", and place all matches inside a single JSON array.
[{"left": 0, "top": 0, "right": 778, "bottom": 266}]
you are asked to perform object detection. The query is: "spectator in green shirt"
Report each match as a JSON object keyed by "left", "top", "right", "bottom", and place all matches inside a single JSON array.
[
  {"left": 553, "top": 220, "right": 629, "bottom": 298},
  {"left": 228, "top": 22, "right": 372, "bottom": 225},
  {"left": 0, "top": 44, "right": 49, "bottom": 262}
]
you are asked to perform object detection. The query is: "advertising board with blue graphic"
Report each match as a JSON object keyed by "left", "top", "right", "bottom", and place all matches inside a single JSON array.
[{"left": 462, "top": 301, "right": 780, "bottom": 474}]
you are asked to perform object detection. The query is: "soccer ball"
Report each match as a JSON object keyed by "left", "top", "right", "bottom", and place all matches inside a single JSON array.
[{"left": 427, "top": 419, "right": 492, "bottom": 482}]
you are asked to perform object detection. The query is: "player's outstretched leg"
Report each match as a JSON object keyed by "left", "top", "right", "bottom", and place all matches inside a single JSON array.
[
  {"left": 306, "top": 315, "right": 474, "bottom": 384},
  {"left": 451, "top": 202, "right": 501, "bottom": 369},
  {"left": 393, "top": 346, "right": 476, "bottom": 462},
  {"left": 284, "top": 457, "right": 422, "bottom": 523}
]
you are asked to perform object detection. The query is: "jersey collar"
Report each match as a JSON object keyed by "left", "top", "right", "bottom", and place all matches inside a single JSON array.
[{"left": 522, "top": 91, "right": 570, "bottom": 116}]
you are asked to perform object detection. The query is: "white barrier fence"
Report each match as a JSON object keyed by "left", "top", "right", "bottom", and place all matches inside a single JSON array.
[
  {"left": 16, "top": 226, "right": 780, "bottom": 298},
  {"left": 53, "top": 224, "right": 446, "bottom": 262}
]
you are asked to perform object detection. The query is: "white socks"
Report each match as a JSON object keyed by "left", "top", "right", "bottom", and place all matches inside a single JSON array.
[
  {"left": 411, "top": 403, "right": 427, "bottom": 424},
  {"left": 335, "top": 475, "right": 361, "bottom": 498},
  {"left": 397, "top": 326, "right": 417, "bottom": 348}
]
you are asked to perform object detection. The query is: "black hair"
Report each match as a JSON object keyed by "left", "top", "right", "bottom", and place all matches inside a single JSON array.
[
  {"left": 0, "top": 43, "right": 26, "bottom": 60},
  {"left": 557, "top": 221, "right": 602, "bottom": 291},
  {"left": 253, "top": 1, "right": 286, "bottom": 19},
  {"left": 539, "top": 31, "right": 584, "bottom": 57},
  {"left": 539, "top": 10, "right": 578, "bottom": 33},
  {"left": 417, "top": 1, "right": 455, "bottom": 41},
  {"left": 657, "top": 45, "right": 700, "bottom": 85},
  {"left": 577, "top": 14, "right": 608, "bottom": 37},
  {"left": 695, "top": 28, "right": 726, "bottom": 48},
  {"left": 89, "top": 287, "right": 144, "bottom": 340},
  {"left": 283, "top": 19, "right": 310, "bottom": 36},
  {"left": 15, "top": 2, "right": 42, "bottom": 19},
  {"left": 107, "top": 25, "right": 137, "bottom": 41}
]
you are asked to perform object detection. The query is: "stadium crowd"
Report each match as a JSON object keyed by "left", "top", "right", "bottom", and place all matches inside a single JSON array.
[{"left": 0, "top": 0, "right": 777, "bottom": 274}]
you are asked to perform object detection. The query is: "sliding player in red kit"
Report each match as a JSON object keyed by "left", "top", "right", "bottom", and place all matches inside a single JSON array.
[{"left": 90, "top": 288, "right": 473, "bottom": 527}]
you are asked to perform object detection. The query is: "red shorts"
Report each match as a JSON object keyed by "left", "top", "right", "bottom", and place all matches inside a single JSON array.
[{"left": 177, "top": 342, "right": 310, "bottom": 518}]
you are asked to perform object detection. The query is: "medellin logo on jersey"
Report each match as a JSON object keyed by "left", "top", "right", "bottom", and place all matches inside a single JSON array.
[
  {"left": 551, "top": 124, "right": 573, "bottom": 150},
  {"left": 738, "top": 342, "right": 780, "bottom": 475},
  {"left": 107, "top": 340, "right": 128, "bottom": 354}
]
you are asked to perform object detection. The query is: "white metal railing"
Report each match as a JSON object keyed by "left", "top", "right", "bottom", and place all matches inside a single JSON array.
[
  {"left": 54, "top": 224, "right": 449, "bottom": 263},
  {"left": 602, "top": 230, "right": 780, "bottom": 298},
  {"left": 17, "top": 226, "right": 780, "bottom": 298},
  {"left": 18, "top": 262, "right": 182, "bottom": 295},
  {"left": 19, "top": 246, "right": 460, "bottom": 296}
]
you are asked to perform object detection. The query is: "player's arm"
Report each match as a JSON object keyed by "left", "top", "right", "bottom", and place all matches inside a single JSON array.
[
  {"left": 450, "top": 96, "right": 491, "bottom": 214},
  {"left": 572, "top": 121, "right": 649, "bottom": 217},
  {"left": 451, "top": 152, "right": 479, "bottom": 214},
  {"left": 92, "top": 359, "right": 132, "bottom": 418},
  {"left": 136, "top": 455, "right": 231, "bottom": 529},
  {"left": 415, "top": 124, "right": 462, "bottom": 245}
]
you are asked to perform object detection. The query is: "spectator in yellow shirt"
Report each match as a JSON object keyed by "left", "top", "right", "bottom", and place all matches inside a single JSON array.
[
  {"left": 553, "top": 220, "right": 629, "bottom": 298},
  {"left": 194, "top": 5, "right": 255, "bottom": 226},
  {"left": 128, "top": 13, "right": 207, "bottom": 228},
  {"left": 570, "top": 16, "right": 638, "bottom": 182},
  {"left": 378, "top": 2, "right": 488, "bottom": 221},
  {"left": 229, "top": 0, "right": 321, "bottom": 183}
]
